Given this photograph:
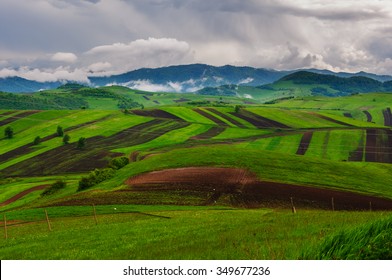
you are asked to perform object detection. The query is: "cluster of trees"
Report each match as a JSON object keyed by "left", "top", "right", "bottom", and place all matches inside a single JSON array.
[
  {"left": 78, "top": 156, "right": 130, "bottom": 191},
  {"left": 28, "top": 125, "right": 85, "bottom": 149}
]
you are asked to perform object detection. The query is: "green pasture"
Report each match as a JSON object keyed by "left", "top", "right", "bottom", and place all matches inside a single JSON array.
[{"left": 0, "top": 208, "right": 389, "bottom": 260}]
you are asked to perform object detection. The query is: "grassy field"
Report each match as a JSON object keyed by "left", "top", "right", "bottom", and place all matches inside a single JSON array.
[
  {"left": 1, "top": 207, "right": 389, "bottom": 259},
  {"left": 1, "top": 91, "right": 392, "bottom": 259}
]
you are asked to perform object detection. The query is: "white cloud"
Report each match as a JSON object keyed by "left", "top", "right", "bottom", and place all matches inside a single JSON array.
[
  {"left": 85, "top": 37, "right": 194, "bottom": 74},
  {"left": 51, "top": 52, "right": 78, "bottom": 63},
  {"left": 0, "top": 66, "right": 89, "bottom": 83},
  {"left": 123, "top": 80, "right": 175, "bottom": 92}
]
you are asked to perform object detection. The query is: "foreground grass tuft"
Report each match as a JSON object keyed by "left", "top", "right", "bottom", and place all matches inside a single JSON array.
[{"left": 302, "top": 215, "right": 392, "bottom": 259}]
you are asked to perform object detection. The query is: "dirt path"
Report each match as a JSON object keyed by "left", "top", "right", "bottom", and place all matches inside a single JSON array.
[
  {"left": 0, "top": 185, "right": 48, "bottom": 206},
  {"left": 125, "top": 167, "right": 392, "bottom": 210}
]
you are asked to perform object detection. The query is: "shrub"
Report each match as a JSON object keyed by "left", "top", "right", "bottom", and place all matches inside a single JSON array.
[
  {"left": 41, "top": 180, "right": 67, "bottom": 196},
  {"left": 57, "top": 126, "right": 64, "bottom": 137},
  {"left": 78, "top": 168, "right": 115, "bottom": 191},
  {"left": 4, "top": 126, "right": 13, "bottom": 139},
  {"left": 63, "top": 134, "right": 70, "bottom": 144},
  {"left": 109, "top": 156, "right": 130, "bottom": 170},
  {"left": 33, "top": 136, "right": 41, "bottom": 145},
  {"left": 77, "top": 137, "right": 86, "bottom": 149}
]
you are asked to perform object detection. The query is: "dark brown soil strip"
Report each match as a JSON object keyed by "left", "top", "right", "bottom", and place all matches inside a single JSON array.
[
  {"left": 124, "top": 167, "right": 392, "bottom": 210},
  {"left": 343, "top": 112, "right": 353, "bottom": 118},
  {"left": 1, "top": 120, "right": 189, "bottom": 176},
  {"left": 191, "top": 126, "right": 226, "bottom": 140},
  {"left": 153, "top": 100, "right": 160, "bottom": 104},
  {"left": 0, "top": 110, "right": 40, "bottom": 127},
  {"left": 231, "top": 110, "right": 290, "bottom": 129},
  {"left": 131, "top": 109, "right": 183, "bottom": 121},
  {"left": 0, "top": 111, "right": 17, "bottom": 117},
  {"left": 0, "top": 185, "right": 48, "bottom": 206},
  {"left": 383, "top": 108, "right": 392, "bottom": 126},
  {"left": 296, "top": 132, "right": 313, "bottom": 155},
  {"left": 205, "top": 108, "right": 246, "bottom": 128},
  {"left": 193, "top": 108, "right": 229, "bottom": 126},
  {"left": 142, "top": 95, "right": 150, "bottom": 100},
  {"left": 365, "top": 129, "right": 378, "bottom": 162},
  {"left": 348, "top": 131, "right": 365, "bottom": 162},
  {"left": 174, "top": 98, "right": 190, "bottom": 103},
  {"left": 310, "top": 112, "right": 354, "bottom": 127},
  {"left": 0, "top": 115, "right": 112, "bottom": 164},
  {"left": 363, "top": 110, "right": 372, "bottom": 122}
]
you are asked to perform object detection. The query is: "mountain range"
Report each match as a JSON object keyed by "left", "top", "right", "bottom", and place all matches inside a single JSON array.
[{"left": 1, "top": 64, "right": 392, "bottom": 93}]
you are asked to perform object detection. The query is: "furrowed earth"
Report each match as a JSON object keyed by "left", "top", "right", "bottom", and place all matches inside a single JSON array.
[{"left": 1, "top": 89, "right": 392, "bottom": 260}]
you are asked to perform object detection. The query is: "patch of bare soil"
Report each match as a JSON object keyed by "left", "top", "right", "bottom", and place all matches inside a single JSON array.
[
  {"left": 343, "top": 112, "right": 353, "bottom": 118},
  {"left": 131, "top": 109, "right": 182, "bottom": 120},
  {"left": 309, "top": 112, "right": 353, "bottom": 127},
  {"left": 125, "top": 167, "right": 392, "bottom": 210},
  {"left": 363, "top": 110, "right": 372, "bottom": 122},
  {"left": 296, "top": 131, "right": 313, "bottom": 155},
  {"left": 193, "top": 108, "right": 229, "bottom": 126},
  {"left": 174, "top": 98, "right": 190, "bottom": 103},
  {"left": 231, "top": 110, "right": 289, "bottom": 129},
  {"left": 0, "top": 185, "right": 48, "bottom": 206},
  {"left": 190, "top": 126, "right": 225, "bottom": 140},
  {"left": 0, "top": 110, "right": 40, "bottom": 127},
  {"left": 205, "top": 108, "right": 246, "bottom": 128},
  {"left": 383, "top": 108, "right": 392, "bottom": 126}
]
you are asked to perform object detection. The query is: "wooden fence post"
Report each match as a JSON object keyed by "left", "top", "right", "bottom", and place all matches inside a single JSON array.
[
  {"left": 290, "top": 197, "right": 296, "bottom": 214},
  {"left": 4, "top": 214, "right": 7, "bottom": 240},
  {"left": 45, "top": 209, "right": 52, "bottom": 232},
  {"left": 93, "top": 204, "right": 98, "bottom": 225},
  {"left": 331, "top": 197, "right": 335, "bottom": 211},
  {"left": 369, "top": 201, "right": 372, "bottom": 212}
]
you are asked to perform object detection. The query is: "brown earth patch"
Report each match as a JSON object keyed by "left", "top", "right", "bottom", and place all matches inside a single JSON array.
[
  {"left": 363, "top": 110, "right": 372, "bottom": 122},
  {"left": 383, "top": 108, "right": 392, "bottom": 126},
  {"left": 191, "top": 126, "right": 225, "bottom": 140},
  {"left": 174, "top": 98, "right": 190, "bottom": 103},
  {"left": 0, "top": 110, "right": 40, "bottom": 127},
  {"left": 193, "top": 108, "right": 229, "bottom": 126},
  {"left": 0, "top": 185, "right": 48, "bottom": 206},
  {"left": 153, "top": 100, "right": 160, "bottom": 104},
  {"left": 296, "top": 132, "right": 313, "bottom": 155},
  {"left": 343, "top": 112, "right": 353, "bottom": 118},
  {"left": 142, "top": 95, "right": 150, "bottom": 100},
  {"left": 309, "top": 112, "right": 354, "bottom": 127},
  {"left": 0, "top": 115, "right": 112, "bottom": 164},
  {"left": 0, "top": 111, "right": 17, "bottom": 117},
  {"left": 124, "top": 167, "right": 392, "bottom": 210},
  {"left": 231, "top": 110, "right": 290, "bottom": 129},
  {"left": 206, "top": 108, "right": 246, "bottom": 128},
  {"left": 365, "top": 129, "right": 392, "bottom": 163},
  {"left": 131, "top": 109, "right": 182, "bottom": 121}
]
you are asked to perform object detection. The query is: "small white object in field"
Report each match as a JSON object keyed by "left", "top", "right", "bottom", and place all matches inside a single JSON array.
[{"left": 114, "top": 208, "right": 117, "bottom": 210}]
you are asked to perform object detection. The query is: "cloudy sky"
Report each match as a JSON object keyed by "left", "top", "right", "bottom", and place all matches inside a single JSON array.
[{"left": 0, "top": 0, "right": 392, "bottom": 82}]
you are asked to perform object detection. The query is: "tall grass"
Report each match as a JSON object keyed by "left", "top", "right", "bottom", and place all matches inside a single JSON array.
[{"left": 302, "top": 215, "right": 392, "bottom": 259}]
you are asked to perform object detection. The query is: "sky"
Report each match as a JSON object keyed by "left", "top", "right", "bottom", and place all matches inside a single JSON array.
[{"left": 0, "top": 0, "right": 392, "bottom": 82}]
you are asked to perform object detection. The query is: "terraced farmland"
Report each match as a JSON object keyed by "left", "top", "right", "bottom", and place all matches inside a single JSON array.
[{"left": 1, "top": 92, "right": 392, "bottom": 260}]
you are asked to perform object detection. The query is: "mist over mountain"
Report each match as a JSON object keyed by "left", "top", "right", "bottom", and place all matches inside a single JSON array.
[{"left": 1, "top": 64, "right": 392, "bottom": 93}]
